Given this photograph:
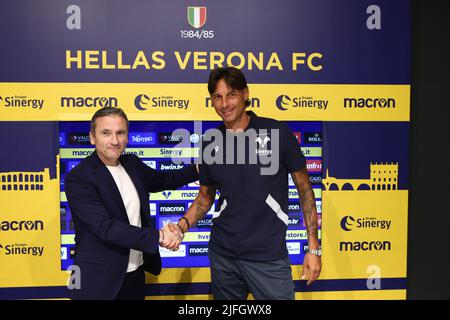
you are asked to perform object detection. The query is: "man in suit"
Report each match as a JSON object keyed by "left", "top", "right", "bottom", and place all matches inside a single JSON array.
[{"left": 64, "top": 107, "right": 198, "bottom": 300}]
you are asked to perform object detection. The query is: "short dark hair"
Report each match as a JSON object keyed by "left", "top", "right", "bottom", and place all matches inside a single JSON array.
[
  {"left": 90, "top": 107, "right": 129, "bottom": 133},
  {"left": 208, "top": 67, "right": 251, "bottom": 107}
]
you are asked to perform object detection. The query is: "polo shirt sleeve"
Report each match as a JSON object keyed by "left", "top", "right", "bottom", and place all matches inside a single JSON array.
[
  {"left": 199, "top": 163, "right": 215, "bottom": 186},
  {"left": 282, "top": 124, "right": 306, "bottom": 173},
  {"left": 199, "top": 139, "right": 216, "bottom": 186}
]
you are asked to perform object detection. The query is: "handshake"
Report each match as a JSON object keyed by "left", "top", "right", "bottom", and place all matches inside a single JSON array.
[{"left": 158, "top": 221, "right": 186, "bottom": 251}]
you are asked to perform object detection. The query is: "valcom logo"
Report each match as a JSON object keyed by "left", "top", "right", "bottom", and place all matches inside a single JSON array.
[
  {"left": 344, "top": 98, "right": 396, "bottom": 109},
  {"left": 340, "top": 241, "right": 391, "bottom": 251},
  {"left": 69, "top": 133, "right": 90, "bottom": 145},
  {"left": 158, "top": 132, "right": 186, "bottom": 145}
]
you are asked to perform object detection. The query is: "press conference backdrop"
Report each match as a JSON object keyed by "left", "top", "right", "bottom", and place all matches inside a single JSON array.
[{"left": 0, "top": 0, "right": 410, "bottom": 299}]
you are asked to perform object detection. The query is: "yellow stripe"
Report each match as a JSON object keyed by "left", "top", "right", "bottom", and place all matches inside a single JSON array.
[
  {"left": 61, "top": 230, "right": 321, "bottom": 246},
  {"left": 60, "top": 148, "right": 198, "bottom": 159},
  {"left": 300, "top": 147, "right": 322, "bottom": 157},
  {"left": 0, "top": 83, "right": 410, "bottom": 121},
  {"left": 150, "top": 190, "right": 220, "bottom": 201},
  {"left": 295, "top": 289, "right": 406, "bottom": 300},
  {"left": 145, "top": 290, "right": 406, "bottom": 300},
  {"left": 289, "top": 188, "right": 321, "bottom": 199},
  {"left": 61, "top": 234, "right": 74, "bottom": 245},
  {"left": 146, "top": 294, "right": 213, "bottom": 300},
  {"left": 62, "top": 189, "right": 321, "bottom": 204}
]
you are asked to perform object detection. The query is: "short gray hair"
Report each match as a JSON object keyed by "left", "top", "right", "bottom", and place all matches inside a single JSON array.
[{"left": 90, "top": 107, "right": 129, "bottom": 133}]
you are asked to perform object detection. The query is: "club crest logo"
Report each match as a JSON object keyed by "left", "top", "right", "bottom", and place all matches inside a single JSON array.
[{"left": 187, "top": 7, "right": 207, "bottom": 29}]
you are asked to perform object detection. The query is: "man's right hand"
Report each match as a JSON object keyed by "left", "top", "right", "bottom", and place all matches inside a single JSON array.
[{"left": 159, "top": 223, "right": 184, "bottom": 251}]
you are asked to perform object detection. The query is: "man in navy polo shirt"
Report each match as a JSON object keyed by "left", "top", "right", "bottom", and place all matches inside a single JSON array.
[{"left": 172, "top": 67, "right": 321, "bottom": 300}]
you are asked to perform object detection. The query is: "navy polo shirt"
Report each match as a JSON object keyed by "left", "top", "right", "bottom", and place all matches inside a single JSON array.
[{"left": 199, "top": 111, "right": 306, "bottom": 261}]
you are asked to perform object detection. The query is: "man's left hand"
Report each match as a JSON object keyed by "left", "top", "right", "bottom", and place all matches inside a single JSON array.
[{"left": 302, "top": 254, "right": 322, "bottom": 286}]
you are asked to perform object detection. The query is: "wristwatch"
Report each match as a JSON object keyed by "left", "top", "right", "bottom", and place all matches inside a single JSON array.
[{"left": 307, "top": 246, "right": 322, "bottom": 257}]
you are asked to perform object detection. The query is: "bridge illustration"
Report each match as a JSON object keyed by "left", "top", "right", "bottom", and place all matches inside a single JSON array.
[{"left": 322, "top": 162, "right": 398, "bottom": 191}]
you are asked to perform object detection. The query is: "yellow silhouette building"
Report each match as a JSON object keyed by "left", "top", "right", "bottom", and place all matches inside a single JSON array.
[
  {"left": 0, "top": 169, "right": 48, "bottom": 191},
  {"left": 322, "top": 162, "right": 398, "bottom": 191}
]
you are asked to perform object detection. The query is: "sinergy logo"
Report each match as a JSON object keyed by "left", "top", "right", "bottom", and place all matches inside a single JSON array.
[
  {"left": 0, "top": 96, "right": 44, "bottom": 109},
  {"left": 340, "top": 216, "right": 392, "bottom": 231},
  {"left": 276, "top": 95, "right": 328, "bottom": 111},
  {"left": 0, "top": 220, "right": 44, "bottom": 232},
  {"left": 135, "top": 94, "right": 189, "bottom": 110},
  {"left": 0, "top": 243, "right": 44, "bottom": 256}
]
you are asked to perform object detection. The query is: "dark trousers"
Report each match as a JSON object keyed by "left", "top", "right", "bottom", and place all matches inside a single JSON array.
[
  {"left": 114, "top": 266, "right": 145, "bottom": 300},
  {"left": 208, "top": 249, "right": 295, "bottom": 300}
]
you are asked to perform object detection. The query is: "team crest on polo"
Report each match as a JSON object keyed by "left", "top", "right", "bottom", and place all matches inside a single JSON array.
[{"left": 187, "top": 7, "right": 207, "bottom": 29}]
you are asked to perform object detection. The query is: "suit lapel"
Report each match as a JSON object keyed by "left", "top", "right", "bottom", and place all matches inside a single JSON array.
[{"left": 90, "top": 151, "right": 128, "bottom": 221}]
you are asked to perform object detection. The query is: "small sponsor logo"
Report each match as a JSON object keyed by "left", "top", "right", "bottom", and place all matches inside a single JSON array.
[
  {"left": 0, "top": 95, "right": 44, "bottom": 110},
  {"left": 128, "top": 132, "right": 156, "bottom": 146},
  {"left": 162, "top": 191, "right": 172, "bottom": 199},
  {"left": 159, "top": 161, "right": 185, "bottom": 171},
  {"left": 340, "top": 241, "right": 391, "bottom": 252},
  {"left": 306, "top": 160, "right": 322, "bottom": 173},
  {"left": 340, "top": 216, "right": 392, "bottom": 231},
  {"left": 188, "top": 244, "right": 209, "bottom": 256},
  {"left": 304, "top": 132, "right": 322, "bottom": 144},
  {"left": 344, "top": 98, "right": 396, "bottom": 109},
  {"left": 276, "top": 95, "right": 328, "bottom": 111},
  {"left": 59, "top": 133, "right": 66, "bottom": 146},
  {"left": 0, "top": 220, "right": 44, "bottom": 232},
  {"left": 143, "top": 161, "right": 157, "bottom": 169},
  {"left": 61, "top": 247, "right": 68, "bottom": 260},
  {"left": 68, "top": 133, "right": 90, "bottom": 145},
  {"left": 301, "top": 241, "right": 309, "bottom": 254},
  {"left": 0, "top": 243, "right": 44, "bottom": 256},
  {"left": 150, "top": 203, "right": 157, "bottom": 216},
  {"left": 158, "top": 132, "right": 186, "bottom": 145},
  {"left": 288, "top": 202, "right": 300, "bottom": 214},
  {"left": 159, "top": 203, "right": 185, "bottom": 215},
  {"left": 255, "top": 133, "right": 272, "bottom": 156},
  {"left": 196, "top": 218, "right": 213, "bottom": 228},
  {"left": 288, "top": 216, "right": 301, "bottom": 226},
  {"left": 190, "top": 134, "right": 200, "bottom": 144},
  {"left": 159, "top": 244, "right": 186, "bottom": 257},
  {"left": 134, "top": 94, "right": 189, "bottom": 110},
  {"left": 309, "top": 174, "right": 322, "bottom": 184},
  {"left": 287, "top": 242, "right": 301, "bottom": 255},
  {"left": 61, "top": 96, "right": 117, "bottom": 108}
]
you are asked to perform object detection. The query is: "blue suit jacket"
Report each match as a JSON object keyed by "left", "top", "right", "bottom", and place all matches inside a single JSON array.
[{"left": 64, "top": 151, "right": 198, "bottom": 299}]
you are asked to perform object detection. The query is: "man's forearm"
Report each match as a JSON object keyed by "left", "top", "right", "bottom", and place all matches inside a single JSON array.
[
  {"left": 178, "top": 187, "right": 215, "bottom": 232},
  {"left": 292, "top": 168, "right": 320, "bottom": 248}
]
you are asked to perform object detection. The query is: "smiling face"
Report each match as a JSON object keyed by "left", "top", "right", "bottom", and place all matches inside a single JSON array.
[
  {"left": 89, "top": 115, "right": 128, "bottom": 166},
  {"left": 210, "top": 79, "right": 250, "bottom": 130}
]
